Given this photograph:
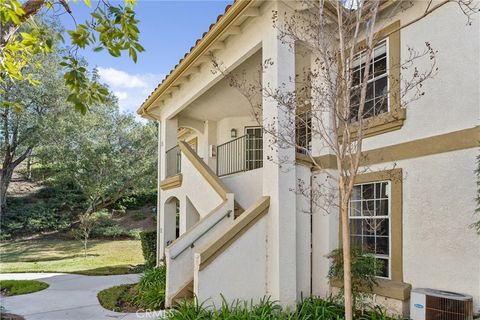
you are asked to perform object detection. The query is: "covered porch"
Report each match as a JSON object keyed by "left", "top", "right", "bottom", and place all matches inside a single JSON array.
[{"left": 162, "top": 49, "right": 264, "bottom": 181}]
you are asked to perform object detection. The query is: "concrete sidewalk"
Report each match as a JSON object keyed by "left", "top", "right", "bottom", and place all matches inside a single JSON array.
[{"left": 0, "top": 273, "right": 165, "bottom": 320}]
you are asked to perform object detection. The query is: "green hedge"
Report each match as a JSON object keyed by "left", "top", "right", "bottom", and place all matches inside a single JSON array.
[{"left": 140, "top": 230, "right": 157, "bottom": 266}]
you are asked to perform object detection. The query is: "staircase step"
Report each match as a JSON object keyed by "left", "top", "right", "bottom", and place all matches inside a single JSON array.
[
  {"left": 234, "top": 200, "right": 245, "bottom": 218},
  {"left": 171, "top": 280, "right": 194, "bottom": 306}
]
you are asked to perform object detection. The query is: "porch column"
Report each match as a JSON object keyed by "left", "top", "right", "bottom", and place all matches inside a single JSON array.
[
  {"left": 204, "top": 120, "right": 217, "bottom": 171},
  {"left": 156, "top": 121, "right": 162, "bottom": 265},
  {"left": 308, "top": 50, "right": 341, "bottom": 295},
  {"left": 262, "top": 1, "right": 297, "bottom": 307},
  {"left": 160, "top": 118, "right": 179, "bottom": 180},
  {"left": 159, "top": 117, "right": 178, "bottom": 260}
]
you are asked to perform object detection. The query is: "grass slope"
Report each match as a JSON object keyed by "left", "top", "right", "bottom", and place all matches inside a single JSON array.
[
  {"left": 0, "top": 238, "right": 144, "bottom": 275},
  {"left": 0, "top": 280, "right": 49, "bottom": 296}
]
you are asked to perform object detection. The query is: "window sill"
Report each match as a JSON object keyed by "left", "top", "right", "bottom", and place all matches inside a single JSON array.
[
  {"left": 160, "top": 174, "right": 183, "bottom": 190},
  {"left": 330, "top": 278, "right": 411, "bottom": 301},
  {"left": 342, "top": 108, "right": 406, "bottom": 139}
]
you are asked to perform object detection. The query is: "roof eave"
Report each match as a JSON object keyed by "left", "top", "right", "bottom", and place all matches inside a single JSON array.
[{"left": 137, "top": 0, "right": 255, "bottom": 117}]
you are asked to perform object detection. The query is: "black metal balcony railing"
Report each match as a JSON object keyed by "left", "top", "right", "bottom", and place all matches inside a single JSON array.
[
  {"left": 216, "top": 134, "right": 263, "bottom": 177},
  {"left": 166, "top": 145, "right": 181, "bottom": 178}
]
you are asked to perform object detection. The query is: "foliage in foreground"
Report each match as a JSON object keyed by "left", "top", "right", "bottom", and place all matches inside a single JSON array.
[
  {"left": 97, "top": 265, "right": 166, "bottom": 312},
  {"left": 165, "top": 296, "right": 393, "bottom": 320},
  {"left": 133, "top": 265, "right": 167, "bottom": 310},
  {"left": 139, "top": 230, "right": 157, "bottom": 268},
  {"left": 328, "top": 248, "right": 382, "bottom": 310},
  {"left": 0, "top": 280, "right": 49, "bottom": 296}
]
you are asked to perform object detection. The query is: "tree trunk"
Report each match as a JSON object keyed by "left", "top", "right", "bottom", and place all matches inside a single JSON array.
[
  {"left": 0, "top": 166, "right": 14, "bottom": 216},
  {"left": 84, "top": 237, "right": 88, "bottom": 258},
  {"left": 340, "top": 199, "right": 353, "bottom": 320},
  {"left": 0, "top": 147, "right": 33, "bottom": 215},
  {"left": 26, "top": 155, "right": 32, "bottom": 180}
]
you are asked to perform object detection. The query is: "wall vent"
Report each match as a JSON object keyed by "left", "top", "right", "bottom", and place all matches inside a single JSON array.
[{"left": 411, "top": 288, "right": 473, "bottom": 320}]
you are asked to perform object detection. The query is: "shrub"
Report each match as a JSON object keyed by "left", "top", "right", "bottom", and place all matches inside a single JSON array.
[
  {"left": 91, "top": 225, "right": 141, "bottom": 239},
  {"left": 2, "top": 200, "right": 75, "bottom": 237},
  {"left": 114, "top": 190, "right": 156, "bottom": 210},
  {"left": 294, "top": 296, "right": 345, "bottom": 320},
  {"left": 328, "top": 247, "right": 382, "bottom": 310},
  {"left": 165, "top": 296, "right": 393, "bottom": 320},
  {"left": 98, "top": 266, "right": 167, "bottom": 312},
  {"left": 1, "top": 179, "right": 86, "bottom": 238},
  {"left": 132, "top": 210, "right": 145, "bottom": 221},
  {"left": 132, "top": 265, "right": 167, "bottom": 310},
  {"left": 139, "top": 230, "right": 157, "bottom": 266}
]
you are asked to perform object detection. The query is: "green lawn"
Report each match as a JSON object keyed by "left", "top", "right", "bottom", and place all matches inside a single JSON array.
[
  {"left": 0, "top": 238, "right": 144, "bottom": 275},
  {"left": 0, "top": 280, "right": 49, "bottom": 296}
]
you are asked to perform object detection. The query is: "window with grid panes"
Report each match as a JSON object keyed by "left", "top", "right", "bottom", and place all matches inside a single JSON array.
[
  {"left": 245, "top": 127, "right": 263, "bottom": 171},
  {"left": 350, "top": 40, "right": 389, "bottom": 122},
  {"left": 349, "top": 181, "right": 391, "bottom": 278},
  {"left": 296, "top": 111, "right": 312, "bottom": 155}
]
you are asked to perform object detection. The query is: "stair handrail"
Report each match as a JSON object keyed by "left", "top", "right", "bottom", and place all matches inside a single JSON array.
[
  {"left": 196, "top": 196, "right": 270, "bottom": 270},
  {"left": 171, "top": 208, "right": 232, "bottom": 260}
]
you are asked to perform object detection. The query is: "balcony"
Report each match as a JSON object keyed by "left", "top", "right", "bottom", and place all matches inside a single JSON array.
[
  {"left": 165, "top": 132, "right": 264, "bottom": 180},
  {"left": 216, "top": 133, "right": 263, "bottom": 177},
  {"left": 166, "top": 145, "right": 181, "bottom": 178}
]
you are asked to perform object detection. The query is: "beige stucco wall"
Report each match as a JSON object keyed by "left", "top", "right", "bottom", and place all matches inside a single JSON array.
[
  {"left": 221, "top": 168, "right": 263, "bottom": 209},
  {"left": 194, "top": 214, "right": 268, "bottom": 306},
  {"left": 296, "top": 164, "right": 313, "bottom": 298},
  {"left": 216, "top": 116, "right": 260, "bottom": 146},
  {"left": 310, "top": 1, "right": 480, "bottom": 313},
  {"left": 154, "top": 0, "right": 479, "bottom": 313}
]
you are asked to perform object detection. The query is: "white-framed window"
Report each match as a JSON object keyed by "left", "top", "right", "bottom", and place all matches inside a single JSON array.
[
  {"left": 350, "top": 39, "right": 389, "bottom": 122},
  {"left": 349, "top": 181, "right": 391, "bottom": 278},
  {"left": 296, "top": 111, "right": 312, "bottom": 155},
  {"left": 245, "top": 126, "right": 263, "bottom": 171}
]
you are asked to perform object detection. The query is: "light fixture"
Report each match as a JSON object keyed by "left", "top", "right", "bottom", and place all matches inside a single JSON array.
[{"left": 230, "top": 128, "right": 237, "bottom": 138}]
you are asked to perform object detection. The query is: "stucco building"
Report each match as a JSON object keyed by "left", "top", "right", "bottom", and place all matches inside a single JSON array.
[{"left": 137, "top": 0, "right": 480, "bottom": 316}]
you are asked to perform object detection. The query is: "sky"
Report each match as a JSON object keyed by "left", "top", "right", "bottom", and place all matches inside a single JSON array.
[{"left": 60, "top": 1, "right": 230, "bottom": 116}]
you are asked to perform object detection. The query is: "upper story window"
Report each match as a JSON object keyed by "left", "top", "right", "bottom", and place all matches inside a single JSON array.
[
  {"left": 296, "top": 111, "right": 312, "bottom": 155},
  {"left": 349, "top": 181, "right": 391, "bottom": 278},
  {"left": 350, "top": 40, "right": 389, "bottom": 122}
]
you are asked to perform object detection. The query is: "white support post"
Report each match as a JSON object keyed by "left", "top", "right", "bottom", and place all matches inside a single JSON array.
[
  {"left": 204, "top": 120, "right": 217, "bottom": 171},
  {"left": 159, "top": 117, "right": 178, "bottom": 260},
  {"left": 262, "top": 1, "right": 297, "bottom": 307},
  {"left": 156, "top": 121, "right": 163, "bottom": 264}
]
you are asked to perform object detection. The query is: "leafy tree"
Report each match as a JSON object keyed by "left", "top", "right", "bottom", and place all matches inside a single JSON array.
[
  {"left": 0, "top": 40, "right": 67, "bottom": 214},
  {"left": 37, "top": 95, "right": 157, "bottom": 214},
  {"left": 72, "top": 211, "right": 100, "bottom": 258},
  {"left": 328, "top": 248, "right": 382, "bottom": 312},
  {"left": 1, "top": 0, "right": 144, "bottom": 113}
]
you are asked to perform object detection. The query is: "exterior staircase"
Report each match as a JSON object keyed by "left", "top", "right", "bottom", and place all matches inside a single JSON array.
[
  {"left": 164, "top": 141, "right": 268, "bottom": 308},
  {"left": 171, "top": 280, "right": 194, "bottom": 306}
]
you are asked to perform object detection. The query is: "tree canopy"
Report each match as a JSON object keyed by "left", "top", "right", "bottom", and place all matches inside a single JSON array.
[
  {"left": 1, "top": 0, "right": 144, "bottom": 113},
  {"left": 37, "top": 92, "right": 157, "bottom": 214}
]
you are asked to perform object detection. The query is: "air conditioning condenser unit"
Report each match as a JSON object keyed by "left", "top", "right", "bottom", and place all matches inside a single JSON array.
[{"left": 410, "top": 288, "right": 473, "bottom": 320}]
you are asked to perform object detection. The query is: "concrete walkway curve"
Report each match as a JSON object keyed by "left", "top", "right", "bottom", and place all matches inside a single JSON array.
[{"left": 0, "top": 273, "right": 165, "bottom": 320}]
